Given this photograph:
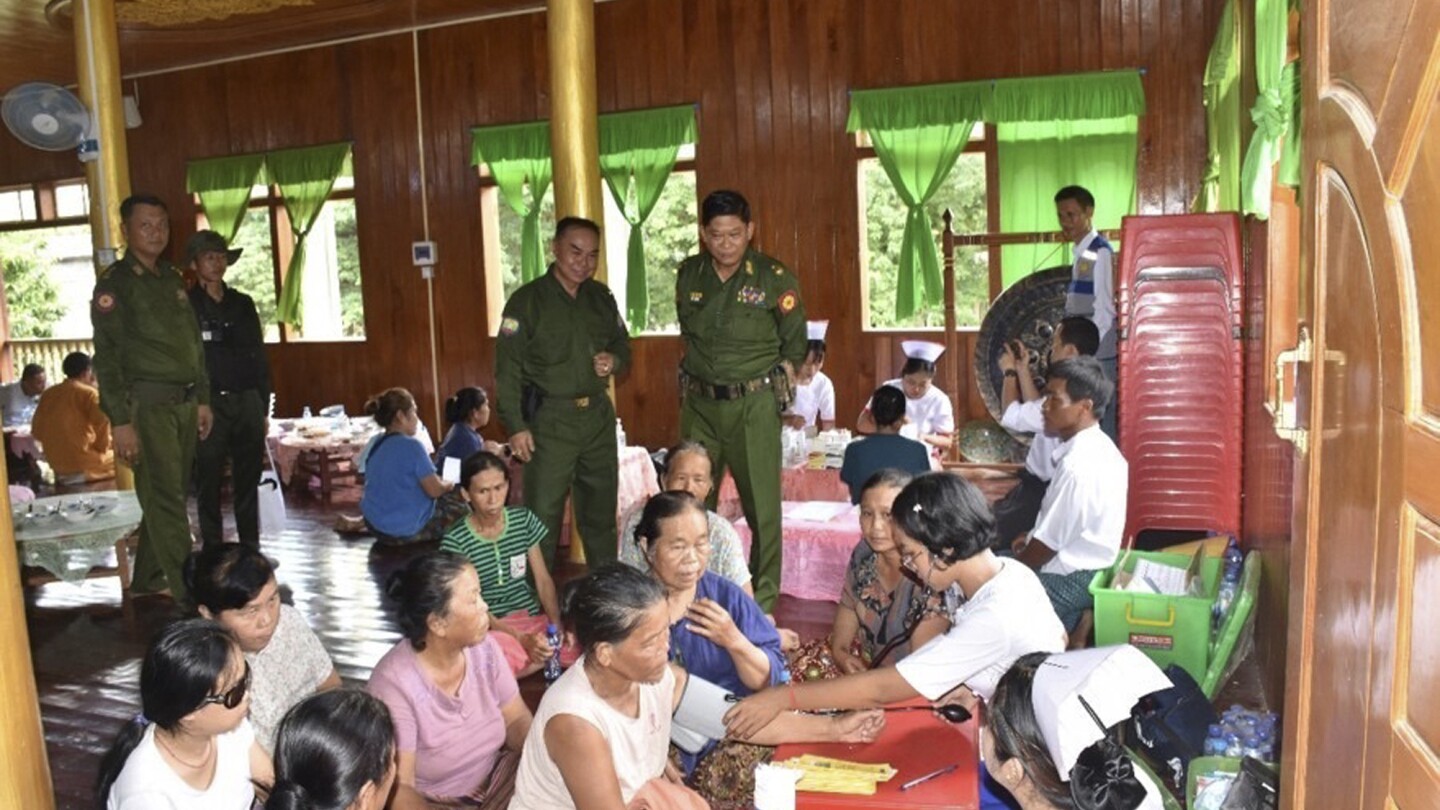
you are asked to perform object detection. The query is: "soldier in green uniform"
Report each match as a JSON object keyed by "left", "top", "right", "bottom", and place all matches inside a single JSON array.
[
  {"left": 92, "top": 194, "right": 212, "bottom": 601},
  {"left": 676, "top": 190, "right": 807, "bottom": 611},
  {"left": 495, "top": 217, "right": 630, "bottom": 568},
  {"left": 187, "top": 230, "right": 272, "bottom": 550}
]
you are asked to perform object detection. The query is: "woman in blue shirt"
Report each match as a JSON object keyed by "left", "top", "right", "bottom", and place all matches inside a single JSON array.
[
  {"left": 360, "top": 388, "right": 469, "bottom": 545},
  {"left": 435, "top": 386, "right": 508, "bottom": 466}
]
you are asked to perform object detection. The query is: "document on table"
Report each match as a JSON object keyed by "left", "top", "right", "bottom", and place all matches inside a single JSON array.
[{"left": 785, "top": 501, "right": 855, "bottom": 523}]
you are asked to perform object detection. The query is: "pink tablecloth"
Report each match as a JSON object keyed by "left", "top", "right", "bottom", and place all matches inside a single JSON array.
[
  {"left": 733, "top": 500, "right": 860, "bottom": 602},
  {"left": 717, "top": 466, "right": 850, "bottom": 520}
]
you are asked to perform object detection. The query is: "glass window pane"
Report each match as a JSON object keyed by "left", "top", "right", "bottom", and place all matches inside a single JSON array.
[
  {"left": 495, "top": 186, "right": 556, "bottom": 303},
  {"left": 601, "top": 169, "right": 696, "bottom": 335},
  {"left": 0, "top": 187, "right": 37, "bottom": 223},
  {"left": 54, "top": 182, "right": 89, "bottom": 218},
  {"left": 290, "top": 198, "right": 364, "bottom": 341},
  {"left": 0, "top": 223, "right": 95, "bottom": 340},
  {"left": 225, "top": 208, "right": 280, "bottom": 343}
]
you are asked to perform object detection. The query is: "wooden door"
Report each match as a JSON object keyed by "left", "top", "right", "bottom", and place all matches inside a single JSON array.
[{"left": 1283, "top": 0, "right": 1440, "bottom": 806}]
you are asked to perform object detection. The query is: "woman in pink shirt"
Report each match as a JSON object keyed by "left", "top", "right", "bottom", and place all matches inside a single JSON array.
[{"left": 368, "top": 551, "right": 533, "bottom": 809}]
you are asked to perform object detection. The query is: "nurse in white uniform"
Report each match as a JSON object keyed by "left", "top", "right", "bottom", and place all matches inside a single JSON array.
[
  {"left": 857, "top": 340, "right": 954, "bottom": 453},
  {"left": 784, "top": 320, "right": 836, "bottom": 433}
]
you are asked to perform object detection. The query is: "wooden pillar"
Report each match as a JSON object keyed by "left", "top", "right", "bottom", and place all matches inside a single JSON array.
[
  {"left": 0, "top": 466, "right": 52, "bottom": 806},
  {"left": 74, "top": 0, "right": 134, "bottom": 492}
]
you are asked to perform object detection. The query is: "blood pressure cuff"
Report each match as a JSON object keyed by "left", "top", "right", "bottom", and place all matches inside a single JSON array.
[{"left": 671, "top": 672, "right": 732, "bottom": 754}]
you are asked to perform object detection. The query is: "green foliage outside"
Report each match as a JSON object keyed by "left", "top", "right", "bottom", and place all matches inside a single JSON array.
[
  {"left": 495, "top": 172, "right": 698, "bottom": 335},
  {"left": 331, "top": 199, "right": 365, "bottom": 338},
  {"left": 0, "top": 230, "right": 66, "bottom": 338},
  {"left": 862, "top": 153, "right": 990, "bottom": 329}
]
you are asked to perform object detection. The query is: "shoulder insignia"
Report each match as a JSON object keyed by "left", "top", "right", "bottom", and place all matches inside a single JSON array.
[
  {"left": 778, "top": 290, "right": 798, "bottom": 315},
  {"left": 176, "top": 289, "right": 188, "bottom": 303},
  {"left": 98, "top": 265, "right": 115, "bottom": 280},
  {"left": 94, "top": 291, "right": 117, "bottom": 314},
  {"left": 774, "top": 264, "right": 786, "bottom": 276},
  {"left": 745, "top": 260, "right": 754, "bottom": 276},
  {"left": 500, "top": 317, "right": 520, "bottom": 336},
  {"left": 690, "top": 291, "right": 704, "bottom": 302}
]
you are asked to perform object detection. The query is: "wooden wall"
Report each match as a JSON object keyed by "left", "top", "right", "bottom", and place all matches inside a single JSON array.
[{"left": 0, "top": 0, "right": 1224, "bottom": 449}]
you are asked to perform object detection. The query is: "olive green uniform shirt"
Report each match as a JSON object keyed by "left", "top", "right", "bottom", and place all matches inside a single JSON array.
[
  {"left": 91, "top": 250, "right": 210, "bottom": 426},
  {"left": 676, "top": 248, "right": 807, "bottom": 383},
  {"left": 495, "top": 268, "right": 631, "bottom": 434}
]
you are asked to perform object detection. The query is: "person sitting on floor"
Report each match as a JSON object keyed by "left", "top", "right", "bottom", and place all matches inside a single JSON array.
[
  {"left": 97, "top": 619, "right": 273, "bottom": 809},
  {"left": 510, "top": 564, "right": 883, "bottom": 810},
  {"left": 993, "top": 317, "right": 1100, "bottom": 550},
  {"left": 369, "top": 551, "right": 532, "bottom": 809},
  {"left": 1012, "top": 356, "right": 1127, "bottom": 636},
  {"left": 788, "top": 468, "right": 950, "bottom": 682},
  {"left": 186, "top": 544, "right": 341, "bottom": 754},
  {"left": 265, "top": 689, "right": 397, "bottom": 810},
  {"left": 435, "top": 386, "right": 508, "bottom": 467},
  {"left": 31, "top": 351, "right": 114, "bottom": 485},
  {"left": 439, "top": 450, "right": 570, "bottom": 679},
  {"left": 358, "top": 387, "right": 469, "bottom": 545},
  {"left": 0, "top": 362, "right": 46, "bottom": 427},
  {"left": 619, "top": 441, "right": 751, "bottom": 593},
  {"left": 783, "top": 320, "right": 836, "bottom": 432},
  {"left": 840, "top": 384, "right": 931, "bottom": 504}
]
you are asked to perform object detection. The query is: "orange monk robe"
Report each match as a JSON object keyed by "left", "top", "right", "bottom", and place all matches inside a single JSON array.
[{"left": 31, "top": 378, "right": 114, "bottom": 482}]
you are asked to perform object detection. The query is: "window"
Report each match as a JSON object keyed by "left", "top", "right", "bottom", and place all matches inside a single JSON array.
[
  {"left": 0, "top": 179, "right": 95, "bottom": 341},
  {"left": 858, "top": 125, "right": 991, "bottom": 331},
  {"left": 478, "top": 144, "right": 698, "bottom": 336},
  {"left": 196, "top": 170, "right": 364, "bottom": 343}
]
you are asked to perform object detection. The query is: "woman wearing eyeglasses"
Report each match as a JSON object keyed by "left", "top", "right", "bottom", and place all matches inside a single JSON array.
[
  {"left": 789, "top": 468, "right": 950, "bottom": 682},
  {"left": 97, "top": 619, "right": 272, "bottom": 809},
  {"left": 186, "top": 544, "right": 341, "bottom": 755},
  {"left": 726, "top": 472, "right": 1066, "bottom": 741}
]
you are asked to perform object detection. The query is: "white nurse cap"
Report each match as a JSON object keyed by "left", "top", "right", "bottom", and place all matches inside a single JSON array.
[{"left": 901, "top": 340, "right": 945, "bottom": 363}]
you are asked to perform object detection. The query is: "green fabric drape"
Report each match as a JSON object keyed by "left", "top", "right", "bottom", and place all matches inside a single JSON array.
[
  {"left": 989, "top": 71, "right": 1147, "bottom": 122},
  {"left": 849, "top": 84, "right": 989, "bottom": 318},
  {"left": 997, "top": 118, "right": 1138, "bottom": 288},
  {"left": 270, "top": 143, "right": 352, "bottom": 326},
  {"left": 471, "top": 122, "right": 554, "bottom": 284},
  {"left": 1277, "top": 60, "right": 1302, "bottom": 188},
  {"left": 185, "top": 154, "right": 267, "bottom": 243},
  {"left": 1240, "top": 0, "right": 1291, "bottom": 219},
  {"left": 598, "top": 106, "right": 695, "bottom": 329},
  {"left": 1194, "top": 0, "right": 1243, "bottom": 212}
]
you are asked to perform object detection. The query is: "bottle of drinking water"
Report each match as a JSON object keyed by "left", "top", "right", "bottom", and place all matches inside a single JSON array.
[
  {"left": 544, "top": 623, "right": 563, "bottom": 685},
  {"left": 302, "top": 405, "right": 312, "bottom": 420}
]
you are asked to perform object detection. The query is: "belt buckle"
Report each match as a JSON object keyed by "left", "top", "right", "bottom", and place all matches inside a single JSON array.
[
  {"left": 575, "top": 396, "right": 590, "bottom": 409},
  {"left": 713, "top": 385, "right": 731, "bottom": 401}
]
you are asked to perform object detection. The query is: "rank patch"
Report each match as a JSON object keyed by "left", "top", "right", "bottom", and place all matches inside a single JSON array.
[
  {"left": 499, "top": 317, "right": 520, "bottom": 336},
  {"left": 778, "top": 290, "right": 798, "bottom": 314},
  {"left": 690, "top": 291, "right": 704, "bottom": 302},
  {"left": 95, "top": 292, "right": 117, "bottom": 313}
]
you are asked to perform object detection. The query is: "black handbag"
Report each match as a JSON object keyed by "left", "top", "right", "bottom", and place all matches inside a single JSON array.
[{"left": 1127, "top": 664, "right": 1218, "bottom": 790}]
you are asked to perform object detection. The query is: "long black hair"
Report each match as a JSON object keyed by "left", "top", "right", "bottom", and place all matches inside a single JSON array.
[
  {"left": 95, "top": 619, "right": 239, "bottom": 805},
  {"left": 265, "top": 690, "right": 396, "bottom": 810},
  {"left": 384, "top": 551, "right": 472, "bottom": 651},
  {"left": 561, "top": 563, "right": 665, "bottom": 653},
  {"left": 891, "top": 472, "right": 997, "bottom": 564}
]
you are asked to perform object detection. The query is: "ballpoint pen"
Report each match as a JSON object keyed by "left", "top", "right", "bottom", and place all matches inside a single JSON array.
[{"left": 899, "top": 763, "right": 958, "bottom": 791}]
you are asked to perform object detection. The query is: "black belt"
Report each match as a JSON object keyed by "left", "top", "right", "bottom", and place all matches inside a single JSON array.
[
  {"left": 130, "top": 380, "right": 197, "bottom": 406},
  {"left": 684, "top": 373, "right": 774, "bottom": 401}
]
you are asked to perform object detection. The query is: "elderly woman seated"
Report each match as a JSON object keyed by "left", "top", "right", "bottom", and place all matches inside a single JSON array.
[
  {"left": 510, "top": 564, "right": 883, "bottom": 810},
  {"left": 186, "top": 544, "right": 341, "bottom": 754},
  {"left": 368, "top": 552, "right": 532, "bottom": 809},
  {"left": 788, "top": 468, "right": 950, "bottom": 682}
]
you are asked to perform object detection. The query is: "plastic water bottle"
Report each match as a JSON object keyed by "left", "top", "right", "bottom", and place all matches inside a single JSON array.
[
  {"left": 543, "top": 623, "right": 562, "bottom": 684},
  {"left": 302, "top": 405, "right": 312, "bottom": 420},
  {"left": 615, "top": 419, "right": 627, "bottom": 449},
  {"left": 1212, "top": 538, "right": 1244, "bottom": 631}
]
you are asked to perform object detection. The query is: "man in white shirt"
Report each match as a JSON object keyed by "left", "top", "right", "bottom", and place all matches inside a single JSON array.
[
  {"left": 1013, "top": 356, "right": 1127, "bottom": 632},
  {"left": 784, "top": 320, "right": 835, "bottom": 432},
  {"left": 1056, "top": 185, "right": 1118, "bottom": 442},
  {"left": 0, "top": 363, "right": 47, "bottom": 427},
  {"left": 992, "top": 317, "right": 1100, "bottom": 549}
]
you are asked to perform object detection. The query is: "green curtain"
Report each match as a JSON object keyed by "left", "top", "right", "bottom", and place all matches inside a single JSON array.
[
  {"left": 1194, "top": 0, "right": 1243, "bottom": 212},
  {"left": 269, "top": 143, "right": 352, "bottom": 326},
  {"left": 471, "top": 122, "right": 554, "bottom": 284},
  {"left": 989, "top": 71, "right": 1146, "bottom": 122},
  {"left": 849, "top": 82, "right": 990, "bottom": 318},
  {"left": 1277, "top": 60, "right": 1302, "bottom": 188},
  {"left": 1240, "top": 0, "right": 1291, "bottom": 219},
  {"left": 185, "top": 154, "right": 267, "bottom": 243},
  {"left": 598, "top": 105, "right": 696, "bottom": 329},
  {"left": 996, "top": 118, "right": 1138, "bottom": 287}
]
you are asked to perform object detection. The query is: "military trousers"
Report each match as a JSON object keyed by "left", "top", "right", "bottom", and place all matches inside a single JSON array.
[
  {"left": 195, "top": 388, "right": 267, "bottom": 548},
  {"left": 130, "top": 394, "right": 199, "bottom": 600},
  {"left": 681, "top": 388, "right": 782, "bottom": 611},
  {"left": 524, "top": 394, "right": 619, "bottom": 569}
]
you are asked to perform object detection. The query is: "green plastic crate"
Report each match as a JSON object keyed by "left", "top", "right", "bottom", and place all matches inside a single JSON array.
[
  {"left": 1201, "top": 553, "right": 1261, "bottom": 697},
  {"left": 1089, "top": 550, "right": 1221, "bottom": 683}
]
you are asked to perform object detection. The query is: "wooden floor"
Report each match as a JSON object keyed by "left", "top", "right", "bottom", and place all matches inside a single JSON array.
[{"left": 22, "top": 486, "right": 836, "bottom": 809}]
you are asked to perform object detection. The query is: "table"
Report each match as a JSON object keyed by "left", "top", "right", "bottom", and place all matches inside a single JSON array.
[
  {"left": 12, "top": 491, "right": 142, "bottom": 588},
  {"left": 733, "top": 500, "right": 860, "bottom": 602},
  {"left": 267, "top": 418, "right": 382, "bottom": 502},
  {"left": 717, "top": 466, "right": 851, "bottom": 520},
  {"left": 773, "top": 699, "right": 980, "bottom": 809},
  {"left": 5, "top": 425, "right": 39, "bottom": 460}
]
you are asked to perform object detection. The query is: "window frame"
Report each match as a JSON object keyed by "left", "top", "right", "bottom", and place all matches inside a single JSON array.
[{"left": 0, "top": 179, "right": 90, "bottom": 232}]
